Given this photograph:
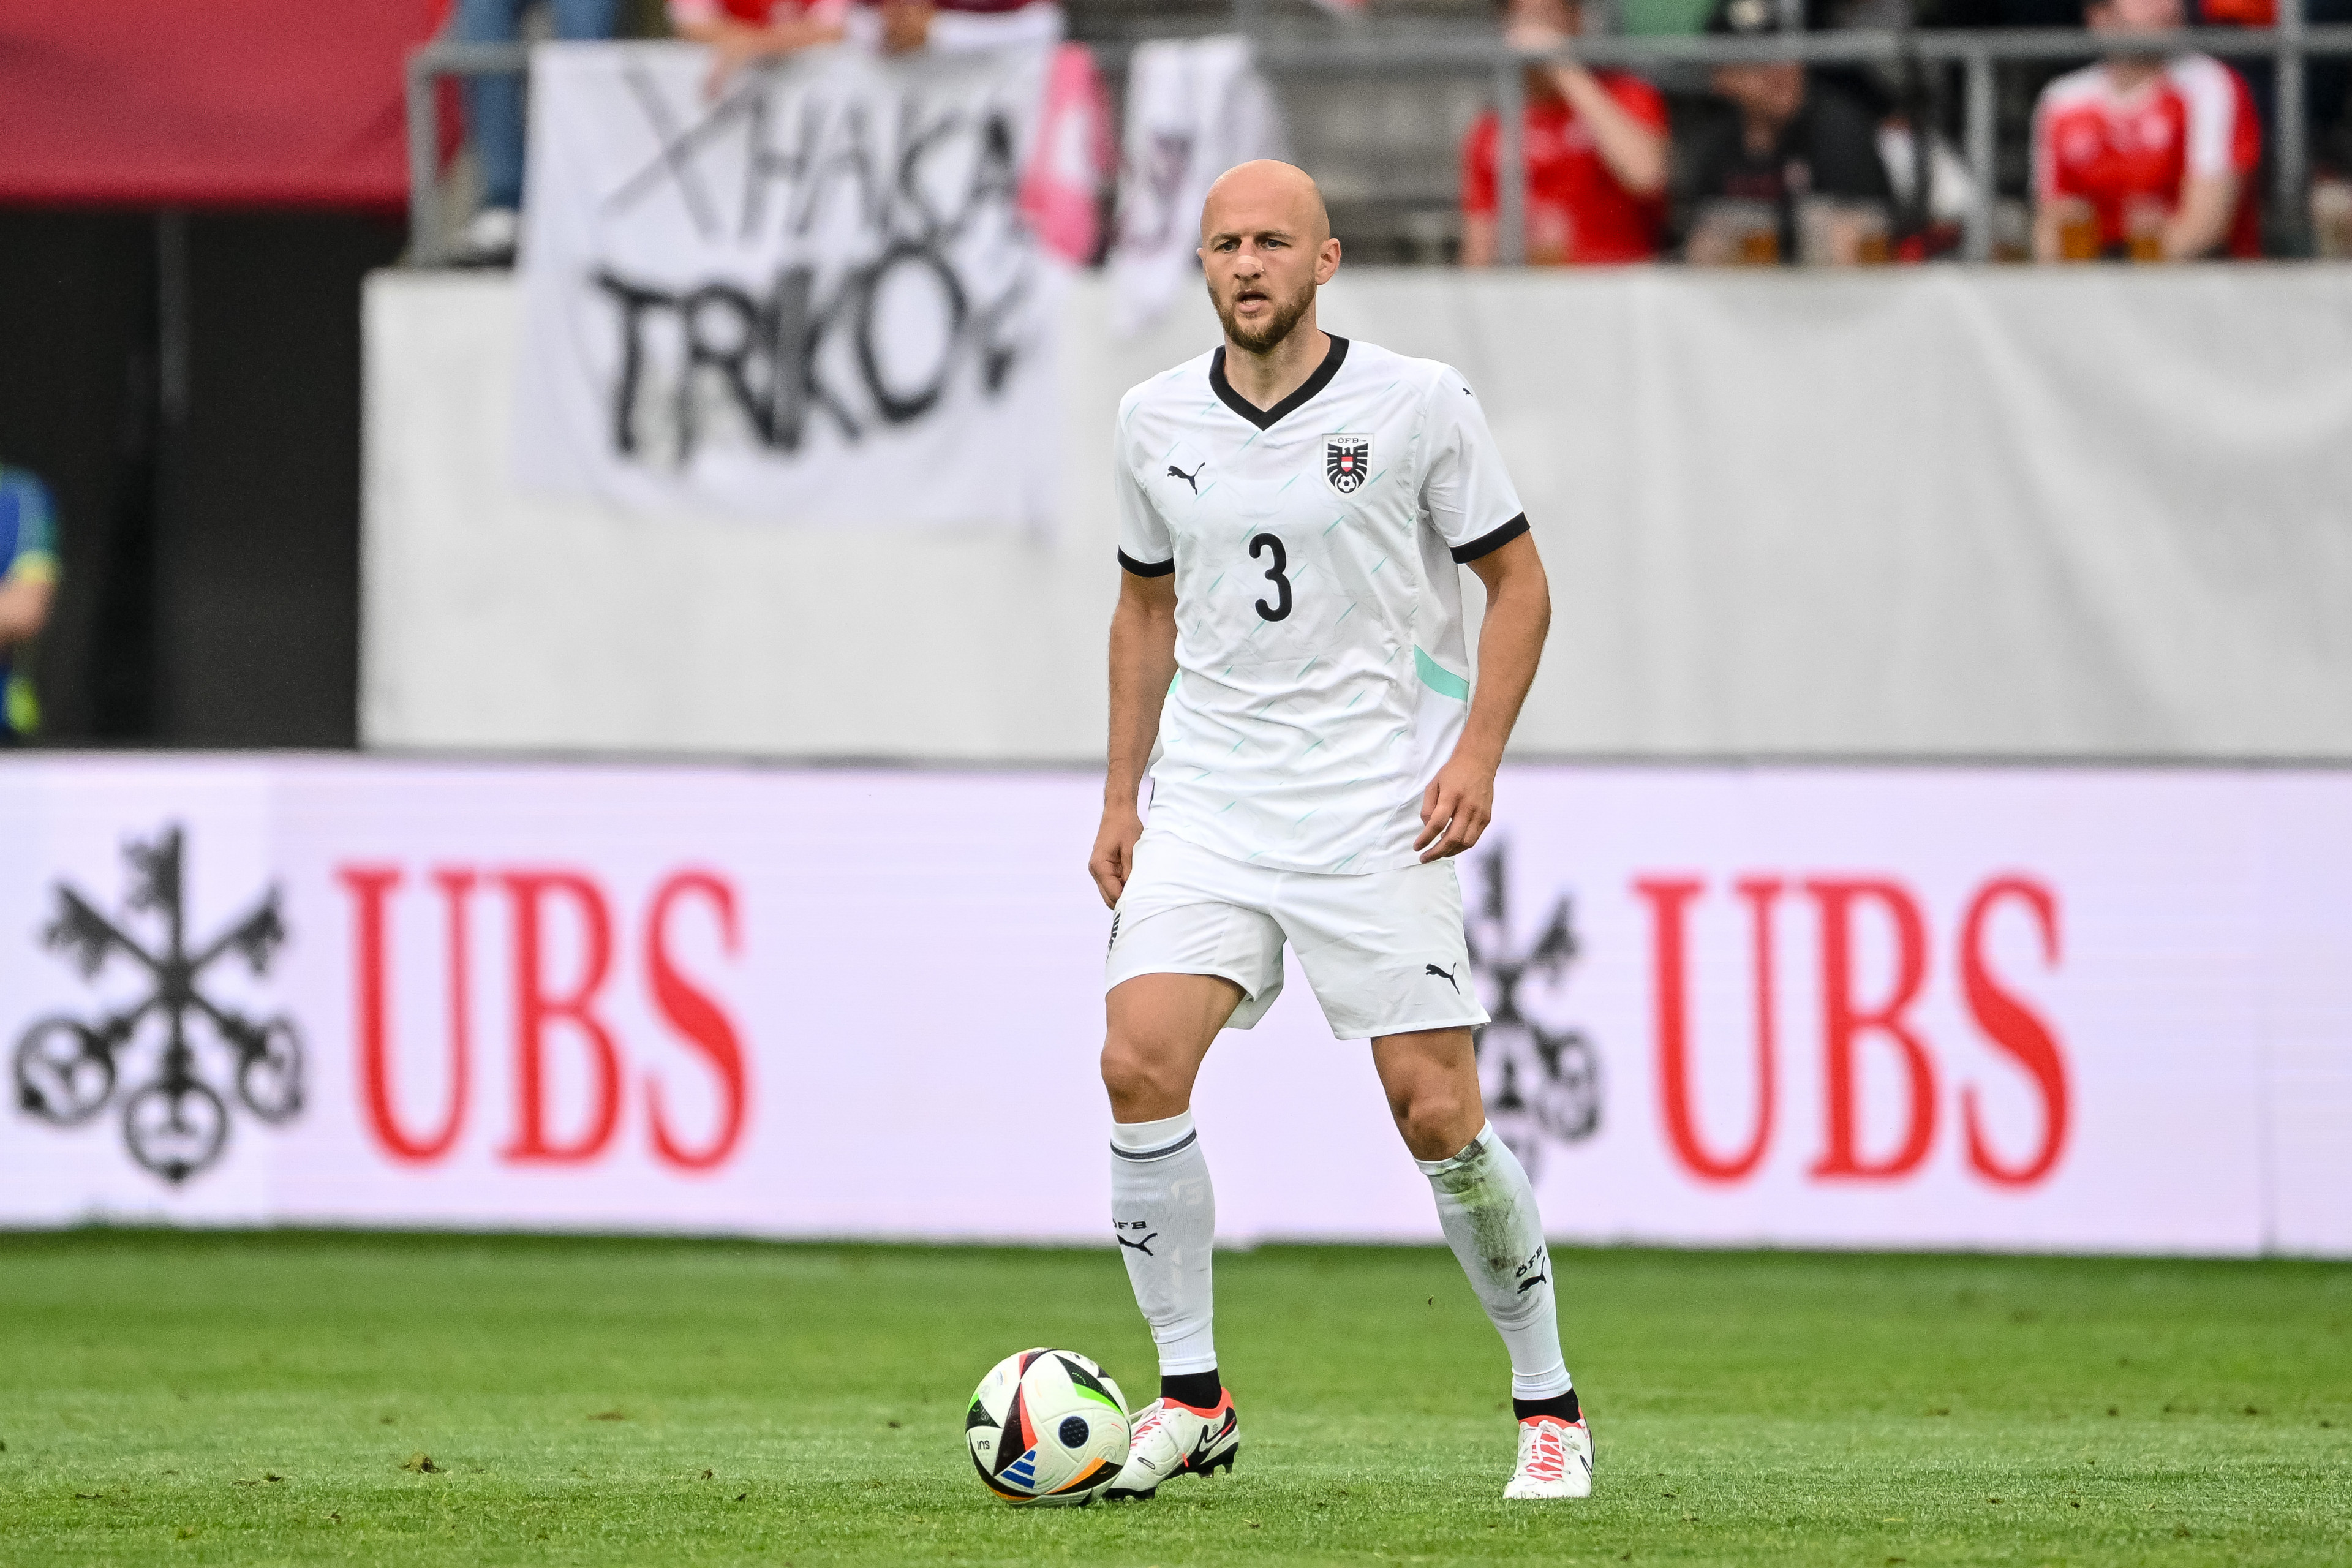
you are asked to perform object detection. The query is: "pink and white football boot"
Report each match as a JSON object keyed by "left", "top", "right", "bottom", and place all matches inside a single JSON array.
[{"left": 1503, "top": 1413, "right": 1594, "bottom": 1499}]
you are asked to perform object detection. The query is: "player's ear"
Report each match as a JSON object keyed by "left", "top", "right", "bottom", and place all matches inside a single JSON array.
[{"left": 1316, "top": 236, "right": 1342, "bottom": 283}]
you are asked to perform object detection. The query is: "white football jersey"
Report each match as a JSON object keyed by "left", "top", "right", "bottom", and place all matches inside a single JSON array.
[{"left": 1116, "top": 334, "right": 1528, "bottom": 875}]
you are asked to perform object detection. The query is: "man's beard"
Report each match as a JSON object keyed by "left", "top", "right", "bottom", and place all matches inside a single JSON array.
[{"left": 1212, "top": 276, "right": 1315, "bottom": 353}]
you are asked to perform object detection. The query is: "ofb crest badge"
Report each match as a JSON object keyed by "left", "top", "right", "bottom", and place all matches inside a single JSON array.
[{"left": 1324, "top": 434, "right": 1370, "bottom": 494}]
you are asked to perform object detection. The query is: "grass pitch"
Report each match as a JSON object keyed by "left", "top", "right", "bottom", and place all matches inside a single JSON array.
[{"left": 0, "top": 1232, "right": 2345, "bottom": 1566}]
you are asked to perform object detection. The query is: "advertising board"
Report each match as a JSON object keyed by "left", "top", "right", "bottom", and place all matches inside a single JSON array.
[{"left": 3, "top": 757, "right": 2344, "bottom": 1255}]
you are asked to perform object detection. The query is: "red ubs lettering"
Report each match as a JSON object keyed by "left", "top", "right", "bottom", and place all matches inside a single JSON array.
[
  {"left": 337, "top": 865, "right": 748, "bottom": 1170},
  {"left": 1632, "top": 874, "right": 2067, "bottom": 1187}
]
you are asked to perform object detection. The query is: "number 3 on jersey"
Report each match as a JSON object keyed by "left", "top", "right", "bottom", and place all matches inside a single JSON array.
[{"left": 1250, "top": 532, "right": 1292, "bottom": 622}]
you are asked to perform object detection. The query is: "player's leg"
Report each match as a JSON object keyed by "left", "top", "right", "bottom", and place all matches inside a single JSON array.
[
  {"left": 1371, "top": 1029, "right": 1593, "bottom": 1499},
  {"left": 1100, "top": 972, "right": 1246, "bottom": 1499},
  {"left": 1281, "top": 853, "right": 1591, "bottom": 1500},
  {"left": 1104, "top": 970, "right": 1234, "bottom": 1396},
  {"left": 450, "top": 0, "right": 528, "bottom": 240},
  {"left": 1098, "top": 836, "right": 1285, "bottom": 1498},
  {"left": 1373, "top": 1028, "right": 1570, "bottom": 1395}
]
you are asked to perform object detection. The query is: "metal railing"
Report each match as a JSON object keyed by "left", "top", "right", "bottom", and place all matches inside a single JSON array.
[
  {"left": 407, "top": 19, "right": 2352, "bottom": 266},
  {"left": 407, "top": 40, "right": 530, "bottom": 266}
]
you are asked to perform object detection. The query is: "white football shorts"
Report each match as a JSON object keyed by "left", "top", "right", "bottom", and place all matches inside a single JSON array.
[{"left": 1104, "top": 830, "right": 1492, "bottom": 1040}]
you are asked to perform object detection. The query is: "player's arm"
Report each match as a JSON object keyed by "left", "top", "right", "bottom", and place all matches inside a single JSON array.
[
  {"left": 1504, "top": 17, "right": 1667, "bottom": 197},
  {"left": 2164, "top": 64, "right": 2248, "bottom": 261},
  {"left": 0, "top": 484, "right": 58, "bottom": 650},
  {"left": 878, "top": 0, "right": 933, "bottom": 53},
  {"left": 676, "top": 6, "right": 844, "bottom": 96},
  {"left": 0, "top": 572, "right": 52, "bottom": 650},
  {"left": 2028, "top": 98, "right": 2074, "bottom": 263},
  {"left": 1090, "top": 568, "right": 1178, "bottom": 907},
  {"left": 2031, "top": 201, "right": 2071, "bottom": 263},
  {"left": 1550, "top": 67, "right": 1667, "bottom": 197},
  {"left": 2163, "top": 173, "right": 2237, "bottom": 260},
  {"left": 1460, "top": 214, "right": 1499, "bottom": 268},
  {"left": 1418, "top": 532, "right": 1548, "bottom": 862}
]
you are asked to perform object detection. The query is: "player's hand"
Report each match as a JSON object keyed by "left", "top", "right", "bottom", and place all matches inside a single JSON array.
[
  {"left": 1506, "top": 16, "right": 1566, "bottom": 53},
  {"left": 1088, "top": 805, "right": 1146, "bottom": 908},
  {"left": 880, "top": 0, "right": 933, "bottom": 54},
  {"left": 1416, "top": 757, "right": 1496, "bottom": 862},
  {"left": 701, "top": 32, "right": 761, "bottom": 99}
]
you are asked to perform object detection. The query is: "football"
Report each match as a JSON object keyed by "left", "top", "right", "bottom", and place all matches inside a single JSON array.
[{"left": 965, "top": 1348, "right": 1132, "bottom": 1506}]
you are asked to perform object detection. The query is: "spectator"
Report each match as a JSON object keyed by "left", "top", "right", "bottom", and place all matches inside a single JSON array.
[
  {"left": 839, "top": 0, "right": 1064, "bottom": 56},
  {"left": 2030, "top": 0, "right": 2261, "bottom": 261},
  {"left": 1460, "top": 0, "right": 1671, "bottom": 266},
  {"left": 673, "top": 0, "right": 850, "bottom": 98},
  {"left": 1682, "top": 0, "right": 1893, "bottom": 264},
  {"left": 0, "top": 464, "right": 58, "bottom": 745},
  {"left": 680, "top": 0, "right": 1057, "bottom": 99},
  {"left": 453, "top": 0, "right": 622, "bottom": 265}
]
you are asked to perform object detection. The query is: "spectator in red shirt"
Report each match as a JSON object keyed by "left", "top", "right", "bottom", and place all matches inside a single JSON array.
[
  {"left": 672, "top": 0, "right": 850, "bottom": 96},
  {"left": 843, "top": 0, "right": 1063, "bottom": 59},
  {"left": 1460, "top": 0, "right": 1670, "bottom": 266},
  {"left": 2030, "top": 0, "right": 2263, "bottom": 260},
  {"left": 677, "top": 0, "right": 1052, "bottom": 96}
]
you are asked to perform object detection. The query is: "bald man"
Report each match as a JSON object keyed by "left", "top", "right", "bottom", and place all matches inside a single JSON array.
[{"left": 1087, "top": 162, "right": 1588, "bottom": 1502}]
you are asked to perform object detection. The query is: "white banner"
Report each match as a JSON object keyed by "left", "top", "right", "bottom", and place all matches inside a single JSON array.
[
  {"left": 513, "top": 42, "right": 1065, "bottom": 529},
  {"left": 3, "top": 756, "right": 2346, "bottom": 1256},
  {"left": 1107, "top": 37, "right": 1287, "bottom": 336}
]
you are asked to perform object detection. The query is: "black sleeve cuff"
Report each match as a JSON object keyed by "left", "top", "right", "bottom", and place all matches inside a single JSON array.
[
  {"left": 1118, "top": 550, "right": 1177, "bottom": 578},
  {"left": 1449, "top": 513, "right": 1530, "bottom": 564}
]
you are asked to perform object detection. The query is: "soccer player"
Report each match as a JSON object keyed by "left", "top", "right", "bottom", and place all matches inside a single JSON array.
[
  {"left": 1088, "top": 160, "right": 1588, "bottom": 1503},
  {"left": 0, "top": 462, "right": 58, "bottom": 744}
]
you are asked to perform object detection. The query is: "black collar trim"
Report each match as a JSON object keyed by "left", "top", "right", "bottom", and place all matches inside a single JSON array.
[{"left": 1208, "top": 334, "right": 1350, "bottom": 431}]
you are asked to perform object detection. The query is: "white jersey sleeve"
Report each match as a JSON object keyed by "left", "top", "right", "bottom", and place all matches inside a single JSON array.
[
  {"left": 1417, "top": 366, "right": 1528, "bottom": 562},
  {"left": 1114, "top": 403, "right": 1176, "bottom": 575}
]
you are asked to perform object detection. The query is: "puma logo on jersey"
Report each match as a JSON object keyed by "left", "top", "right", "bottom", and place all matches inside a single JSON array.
[
  {"left": 1167, "top": 463, "right": 1202, "bottom": 494},
  {"left": 1424, "top": 963, "right": 1460, "bottom": 992}
]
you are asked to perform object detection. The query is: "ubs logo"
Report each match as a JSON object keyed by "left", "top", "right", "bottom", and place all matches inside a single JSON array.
[{"left": 13, "top": 826, "right": 303, "bottom": 1183}]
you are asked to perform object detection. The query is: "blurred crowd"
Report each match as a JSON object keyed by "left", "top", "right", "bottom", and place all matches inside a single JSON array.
[
  {"left": 442, "top": 0, "right": 2352, "bottom": 265},
  {"left": 1466, "top": 0, "right": 2352, "bottom": 264}
]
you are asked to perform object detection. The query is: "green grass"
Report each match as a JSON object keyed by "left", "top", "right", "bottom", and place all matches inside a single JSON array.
[{"left": 0, "top": 1232, "right": 2346, "bottom": 1566}]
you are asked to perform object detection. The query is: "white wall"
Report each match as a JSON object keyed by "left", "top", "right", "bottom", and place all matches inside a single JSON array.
[{"left": 364, "top": 266, "right": 2352, "bottom": 761}]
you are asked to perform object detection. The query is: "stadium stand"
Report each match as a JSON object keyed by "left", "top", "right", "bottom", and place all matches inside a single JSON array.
[{"left": 391, "top": 0, "right": 2352, "bottom": 263}]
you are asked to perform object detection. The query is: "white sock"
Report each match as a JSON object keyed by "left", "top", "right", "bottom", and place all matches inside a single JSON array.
[
  {"left": 1110, "top": 1110, "right": 1218, "bottom": 1378},
  {"left": 1417, "top": 1122, "right": 1572, "bottom": 1402}
]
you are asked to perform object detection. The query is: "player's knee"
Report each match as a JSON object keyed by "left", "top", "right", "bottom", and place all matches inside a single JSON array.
[
  {"left": 1390, "top": 1074, "right": 1479, "bottom": 1161},
  {"left": 1099, "top": 1032, "right": 1179, "bottom": 1107}
]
